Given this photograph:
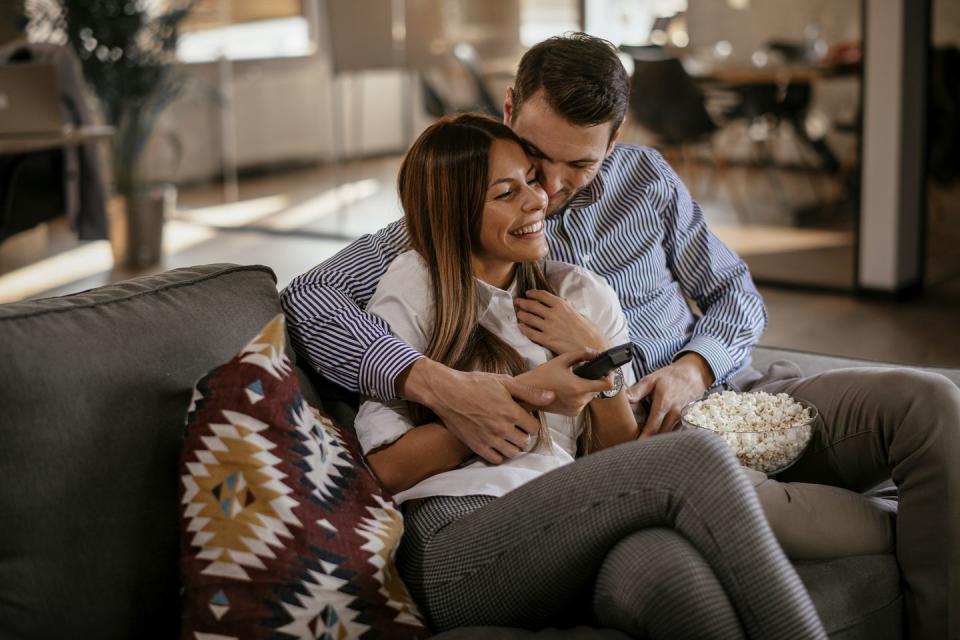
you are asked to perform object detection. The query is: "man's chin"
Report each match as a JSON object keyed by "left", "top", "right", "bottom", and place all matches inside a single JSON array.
[{"left": 546, "top": 193, "right": 574, "bottom": 215}]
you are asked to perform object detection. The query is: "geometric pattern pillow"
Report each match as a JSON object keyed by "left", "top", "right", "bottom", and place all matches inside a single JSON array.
[{"left": 180, "top": 315, "right": 430, "bottom": 639}]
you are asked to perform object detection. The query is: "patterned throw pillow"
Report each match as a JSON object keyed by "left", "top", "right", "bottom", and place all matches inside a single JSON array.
[{"left": 180, "top": 315, "right": 429, "bottom": 639}]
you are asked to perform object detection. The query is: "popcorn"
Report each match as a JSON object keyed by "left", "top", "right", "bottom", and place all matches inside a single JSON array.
[{"left": 681, "top": 391, "right": 817, "bottom": 475}]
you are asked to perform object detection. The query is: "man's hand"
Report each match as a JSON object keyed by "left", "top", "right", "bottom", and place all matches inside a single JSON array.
[
  {"left": 515, "top": 290, "right": 610, "bottom": 354},
  {"left": 627, "top": 352, "right": 715, "bottom": 437},
  {"left": 398, "top": 358, "right": 555, "bottom": 464},
  {"left": 516, "top": 349, "right": 612, "bottom": 416}
]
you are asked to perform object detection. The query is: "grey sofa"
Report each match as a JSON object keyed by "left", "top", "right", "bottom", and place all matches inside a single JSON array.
[{"left": 1, "top": 263, "right": 954, "bottom": 639}]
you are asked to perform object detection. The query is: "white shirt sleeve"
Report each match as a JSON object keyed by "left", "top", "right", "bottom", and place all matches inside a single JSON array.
[{"left": 354, "top": 252, "right": 435, "bottom": 454}]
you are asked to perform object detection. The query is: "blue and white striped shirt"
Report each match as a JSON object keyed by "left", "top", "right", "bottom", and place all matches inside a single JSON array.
[{"left": 281, "top": 144, "right": 767, "bottom": 401}]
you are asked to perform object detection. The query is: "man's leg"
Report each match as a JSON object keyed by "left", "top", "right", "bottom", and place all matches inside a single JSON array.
[
  {"left": 742, "top": 466, "right": 896, "bottom": 559},
  {"left": 749, "top": 365, "right": 960, "bottom": 639}
]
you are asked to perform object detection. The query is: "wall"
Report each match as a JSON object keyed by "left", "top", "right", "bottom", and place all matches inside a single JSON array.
[
  {"left": 686, "top": 0, "right": 861, "bottom": 63},
  {"left": 140, "top": 0, "right": 417, "bottom": 185}
]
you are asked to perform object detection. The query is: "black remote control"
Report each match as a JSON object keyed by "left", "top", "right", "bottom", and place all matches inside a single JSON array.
[{"left": 572, "top": 343, "right": 633, "bottom": 380}]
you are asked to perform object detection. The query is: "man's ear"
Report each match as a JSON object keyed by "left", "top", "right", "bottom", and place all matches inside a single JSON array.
[
  {"left": 503, "top": 88, "right": 515, "bottom": 126},
  {"left": 606, "top": 124, "right": 623, "bottom": 156}
]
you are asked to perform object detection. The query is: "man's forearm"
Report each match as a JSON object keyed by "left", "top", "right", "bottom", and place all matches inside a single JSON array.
[
  {"left": 280, "top": 220, "right": 414, "bottom": 399},
  {"left": 674, "top": 351, "right": 715, "bottom": 388},
  {"left": 396, "top": 357, "right": 447, "bottom": 405}
]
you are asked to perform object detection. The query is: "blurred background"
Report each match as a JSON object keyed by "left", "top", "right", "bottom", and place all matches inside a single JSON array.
[{"left": 0, "top": 0, "right": 957, "bottom": 365}]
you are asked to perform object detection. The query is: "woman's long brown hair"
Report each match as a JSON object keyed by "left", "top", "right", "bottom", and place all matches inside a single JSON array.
[{"left": 398, "top": 114, "right": 566, "bottom": 446}]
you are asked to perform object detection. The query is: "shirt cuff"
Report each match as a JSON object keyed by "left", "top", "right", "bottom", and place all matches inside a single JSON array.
[
  {"left": 676, "top": 335, "right": 737, "bottom": 387},
  {"left": 357, "top": 333, "right": 424, "bottom": 401}
]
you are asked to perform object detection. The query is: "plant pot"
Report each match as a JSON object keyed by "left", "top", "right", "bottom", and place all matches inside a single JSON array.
[{"left": 108, "top": 184, "right": 176, "bottom": 270}]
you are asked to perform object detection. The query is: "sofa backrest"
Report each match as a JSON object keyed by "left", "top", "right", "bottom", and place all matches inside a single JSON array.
[{"left": 0, "top": 264, "right": 324, "bottom": 639}]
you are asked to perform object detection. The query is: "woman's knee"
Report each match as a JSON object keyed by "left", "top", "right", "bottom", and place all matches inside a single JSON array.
[
  {"left": 663, "top": 429, "right": 742, "bottom": 475},
  {"left": 635, "top": 428, "right": 736, "bottom": 460},
  {"left": 576, "top": 431, "right": 748, "bottom": 516}
]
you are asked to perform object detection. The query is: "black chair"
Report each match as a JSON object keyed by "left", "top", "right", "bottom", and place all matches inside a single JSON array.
[
  {"left": 417, "top": 43, "right": 503, "bottom": 121},
  {"left": 629, "top": 56, "right": 718, "bottom": 146},
  {"left": 628, "top": 56, "right": 729, "bottom": 200},
  {"left": 723, "top": 81, "right": 839, "bottom": 173},
  {"left": 0, "top": 151, "right": 67, "bottom": 242}
]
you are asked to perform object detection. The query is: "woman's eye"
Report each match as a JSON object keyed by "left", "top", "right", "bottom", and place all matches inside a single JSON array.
[
  {"left": 496, "top": 190, "right": 514, "bottom": 200},
  {"left": 527, "top": 177, "right": 539, "bottom": 186}
]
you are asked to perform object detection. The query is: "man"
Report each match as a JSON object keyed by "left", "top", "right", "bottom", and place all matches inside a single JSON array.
[{"left": 282, "top": 33, "right": 958, "bottom": 638}]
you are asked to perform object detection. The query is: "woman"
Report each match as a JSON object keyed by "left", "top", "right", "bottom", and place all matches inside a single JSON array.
[{"left": 354, "top": 114, "right": 826, "bottom": 639}]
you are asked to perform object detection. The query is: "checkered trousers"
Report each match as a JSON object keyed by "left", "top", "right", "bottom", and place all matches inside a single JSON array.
[{"left": 396, "top": 430, "right": 825, "bottom": 639}]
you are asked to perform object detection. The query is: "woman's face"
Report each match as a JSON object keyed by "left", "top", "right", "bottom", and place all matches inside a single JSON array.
[{"left": 473, "top": 139, "right": 549, "bottom": 287}]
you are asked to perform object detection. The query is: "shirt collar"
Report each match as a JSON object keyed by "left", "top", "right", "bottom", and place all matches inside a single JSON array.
[
  {"left": 475, "top": 274, "right": 520, "bottom": 311},
  {"left": 474, "top": 278, "right": 517, "bottom": 321},
  {"left": 566, "top": 169, "right": 606, "bottom": 210}
]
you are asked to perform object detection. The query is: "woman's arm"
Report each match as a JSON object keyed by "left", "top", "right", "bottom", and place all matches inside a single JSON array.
[
  {"left": 366, "top": 422, "right": 473, "bottom": 494},
  {"left": 587, "top": 387, "right": 640, "bottom": 450}
]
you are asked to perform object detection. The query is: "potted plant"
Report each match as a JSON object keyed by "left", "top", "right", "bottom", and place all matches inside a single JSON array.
[{"left": 33, "top": 0, "right": 196, "bottom": 268}]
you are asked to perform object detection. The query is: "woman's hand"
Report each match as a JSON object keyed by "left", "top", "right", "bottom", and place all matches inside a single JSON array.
[
  {"left": 514, "top": 289, "right": 610, "bottom": 355},
  {"left": 515, "top": 348, "right": 612, "bottom": 416}
]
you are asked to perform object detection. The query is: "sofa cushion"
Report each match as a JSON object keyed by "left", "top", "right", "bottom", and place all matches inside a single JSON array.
[
  {"left": 0, "top": 264, "right": 293, "bottom": 639},
  {"left": 795, "top": 555, "right": 903, "bottom": 639},
  {"left": 752, "top": 345, "right": 960, "bottom": 387},
  {"left": 180, "top": 314, "right": 427, "bottom": 639}
]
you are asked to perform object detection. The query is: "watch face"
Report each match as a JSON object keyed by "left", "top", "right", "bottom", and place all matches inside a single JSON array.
[{"left": 601, "top": 367, "right": 625, "bottom": 398}]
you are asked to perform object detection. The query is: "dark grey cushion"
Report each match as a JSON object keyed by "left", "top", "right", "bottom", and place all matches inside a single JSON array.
[
  {"left": 0, "top": 264, "right": 288, "bottom": 640},
  {"left": 434, "top": 627, "right": 630, "bottom": 639},
  {"left": 796, "top": 555, "right": 903, "bottom": 638},
  {"left": 752, "top": 345, "right": 960, "bottom": 387}
]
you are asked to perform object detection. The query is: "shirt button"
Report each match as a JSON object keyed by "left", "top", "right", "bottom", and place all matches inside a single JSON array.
[{"left": 583, "top": 254, "right": 591, "bottom": 263}]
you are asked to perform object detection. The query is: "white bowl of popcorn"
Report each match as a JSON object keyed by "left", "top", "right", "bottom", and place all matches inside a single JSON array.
[{"left": 681, "top": 391, "right": 818, "bottom": 475}]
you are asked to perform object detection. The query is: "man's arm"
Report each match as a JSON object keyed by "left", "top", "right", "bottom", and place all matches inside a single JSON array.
[
  {"left": 280, "top": 220, "right": 420, "bottom": 400},
  {"left": 627, "top": 151, "right": 767, "bottom": 435},
  {"left": 297, "top": 244, "right": 554, "bottom": 464},
  {"left": 655, "top": 151, "right": 767, "bottom": 385}
]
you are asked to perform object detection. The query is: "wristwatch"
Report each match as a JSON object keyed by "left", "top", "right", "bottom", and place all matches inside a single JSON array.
[{"left": 599, "top": 367, "right": 625, "bottom": 399}]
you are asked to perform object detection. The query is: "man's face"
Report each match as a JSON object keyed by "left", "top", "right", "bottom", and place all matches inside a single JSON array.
[{"left": 505, "top": 89, "right": 620, "bottom": 215}]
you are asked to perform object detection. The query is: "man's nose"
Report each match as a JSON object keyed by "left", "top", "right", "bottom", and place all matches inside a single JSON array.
[
  {"left": 522, "top": 183, "right": 548, "bottom": 211},
  {"left": 537, "top": 162, "right": 565, "bottom": 196}
]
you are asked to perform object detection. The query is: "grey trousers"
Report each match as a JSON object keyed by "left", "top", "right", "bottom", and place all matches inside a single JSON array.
[
  {"left": 397, "top": 431, "right": 826, "bottom": 639},
  {"left": 730, "top": 361, "right": 960, "bottom": 640}
]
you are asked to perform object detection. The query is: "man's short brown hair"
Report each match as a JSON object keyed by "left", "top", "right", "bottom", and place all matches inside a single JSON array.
[{"left": 512, "top": 32, "right": 629, "bottom": 132}]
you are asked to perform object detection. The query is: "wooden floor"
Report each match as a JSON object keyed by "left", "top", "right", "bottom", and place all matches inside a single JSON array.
[{"left": 1, "top": 153, "right": 958, "bottom": 368}]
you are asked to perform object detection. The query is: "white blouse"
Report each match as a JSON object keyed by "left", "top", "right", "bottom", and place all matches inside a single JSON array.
[{"left": 354, "top": 250, "right": 636, "bottom": 503}]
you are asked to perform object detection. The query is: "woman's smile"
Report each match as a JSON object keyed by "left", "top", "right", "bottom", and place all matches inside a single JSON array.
[{"left": 509, "top": 219, "right": 545, "bottom": 238}]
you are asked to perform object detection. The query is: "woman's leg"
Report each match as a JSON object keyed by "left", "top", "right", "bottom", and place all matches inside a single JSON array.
[
  {"left": 397, "top": 430, "right": 825, "bottom": 639},
  {"left": 592, "top": 528, "right": 744, "bottom": 639}
]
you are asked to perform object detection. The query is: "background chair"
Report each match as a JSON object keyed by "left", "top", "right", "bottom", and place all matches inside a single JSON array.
[
  {"left": 628, "top": 55, "right": 728, "bottom": 199},
  {"left": 418, "top": 42, "right": 503, "bottom": 121}
]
